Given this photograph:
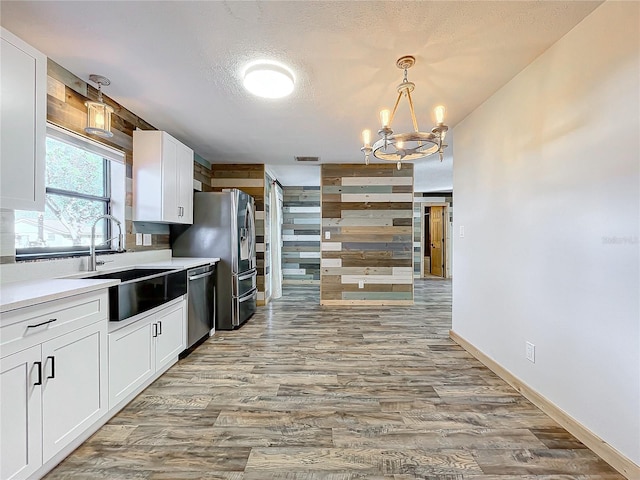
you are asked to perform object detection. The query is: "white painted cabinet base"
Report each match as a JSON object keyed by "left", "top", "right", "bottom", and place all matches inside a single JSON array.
[
  {"left": 108, "top": 320, "right": 154, "bottom": 408},
  {"left": 0, "top": 313, "right": 107, "bottom": 480},
  {"left": 108, "top": 298, "right": 186, "bottom": 411},
  {"left": 1, "top": 293, "right": 186, "bottom": 480},
  {"left": 0, "top": 346, "right": 42, "bottom": 480},
  {"left": 41, "top": 323, "right": 107, "bottom": 463}
]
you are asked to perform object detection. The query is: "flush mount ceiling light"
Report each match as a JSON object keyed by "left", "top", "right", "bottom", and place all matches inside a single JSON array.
[
  {"left": 85, "top": 74, "right": 114, "bottom": 138},
  {"left": 360, "top": 56, "right": 449, "bottom": 170},
  {"left": 243, "top": 61, "right": 295, "bottom": 99}
]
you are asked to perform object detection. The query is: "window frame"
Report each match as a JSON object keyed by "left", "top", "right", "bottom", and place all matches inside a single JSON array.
[{"left": 15, "top": 124, "right": 125, "bottom": 261}]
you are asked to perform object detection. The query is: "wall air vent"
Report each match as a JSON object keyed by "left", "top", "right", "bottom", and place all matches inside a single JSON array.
[{"left": 294, "top": 156, "right": 320, "bottom": 162}]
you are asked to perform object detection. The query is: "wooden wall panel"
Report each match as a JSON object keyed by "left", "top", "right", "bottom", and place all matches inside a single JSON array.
[
  {"left": 282, "top": 186, "right": 320, "bottom": 284},
  {"left": 413, "top": 198, "right": 422, "bottom": 278},
  {"left": 45, "top": 60, "right": 176, "bottom": 253},
  {"left": 320, "top": 164, "right": 414, "bottom": 305},
  {"left": 210, "top": 164, "right": 269, "bottom": 304}
]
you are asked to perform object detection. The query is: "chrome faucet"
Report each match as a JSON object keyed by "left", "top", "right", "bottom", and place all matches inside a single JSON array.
[{"left": 88, "top": 214, "right": 124, "bottom": 271}]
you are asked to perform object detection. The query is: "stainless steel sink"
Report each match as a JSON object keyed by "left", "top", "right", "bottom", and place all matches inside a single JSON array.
[
  {"left": 81, "top": 268, "right": 176, "bottom": 283},
  {"left": 83, "top": 267, "right": 188, "bottom": 321}
]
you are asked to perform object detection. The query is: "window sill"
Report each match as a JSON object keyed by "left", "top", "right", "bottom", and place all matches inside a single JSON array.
[{"left": 15, "top": 249, "right": 124, "bottom": 263}]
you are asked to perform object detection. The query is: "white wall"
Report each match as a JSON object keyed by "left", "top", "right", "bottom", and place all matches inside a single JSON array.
[
  {"left": 453, "top": 1, "right": 639, "bottom": 466},
  {"left": 413, "top": 131, "right": 454, "bottom": 193}
]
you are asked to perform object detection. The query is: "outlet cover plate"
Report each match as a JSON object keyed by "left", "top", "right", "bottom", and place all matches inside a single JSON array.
[{"left": 526, "top": 342, "right": 535, "bottom": 363}]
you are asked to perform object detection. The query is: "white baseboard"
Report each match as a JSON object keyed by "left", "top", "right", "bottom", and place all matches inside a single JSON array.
[{"left": 449, "top": 330, "right": 640, "bottom": 480}]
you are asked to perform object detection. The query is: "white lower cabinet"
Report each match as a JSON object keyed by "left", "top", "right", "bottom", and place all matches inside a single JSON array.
[
  {"left": 108, "top": 320, "right": 154, "bottom": 408},
  {"left": 0, "top": 346, "right": 42, "bottom": 480},
  {"left": 154, "top": 302, "right": 186, "bottom": 371},
  {"left": 1, "top": 289, "right": 185, "bottom": 479},
  {"left": 0, "top": 319, "right": 107, "bottom": 480},
  {"left": 108, "top": 300, "right": 185, "bottom": 410},
  {"left": 41, "top": 323, "right": 107, "bottom": 462}
]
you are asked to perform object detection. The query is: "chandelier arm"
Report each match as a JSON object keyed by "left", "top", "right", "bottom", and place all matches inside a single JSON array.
[
  {"left": 405, "top": 90, "right": 423, "bottom": 147},
  {"left": 388, "top": 91, "right": 403, "bottom": 127},
  {"left": 406, "top": 91, "right": 420, "bottom": 133}
]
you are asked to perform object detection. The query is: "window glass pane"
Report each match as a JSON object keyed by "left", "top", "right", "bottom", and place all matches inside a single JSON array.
[
  {"left": 15, "top": 195, "right": 108, "bottom": 249},
  {"left": 45, "top": 137, "right": 106, "bottom": 196}
]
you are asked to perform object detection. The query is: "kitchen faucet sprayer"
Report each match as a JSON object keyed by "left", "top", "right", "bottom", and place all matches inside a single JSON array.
[{"left": 88, "top": 214, "right": 124, "bottom": 271}]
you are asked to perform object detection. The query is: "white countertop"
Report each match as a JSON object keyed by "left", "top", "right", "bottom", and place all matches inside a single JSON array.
[
  {"left": 0, "top": 257, "right": 219, "bottom": 314},
  {"left": 136, "top": 257, "right": 220, "bottom": 269},
  {"left": 0, "top": 278, "right": 119, "bottom": 313}
]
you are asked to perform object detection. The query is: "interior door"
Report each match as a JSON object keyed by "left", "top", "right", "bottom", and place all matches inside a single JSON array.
[{"left": 430, "top": 206, "right": 444, "bottom": 277}]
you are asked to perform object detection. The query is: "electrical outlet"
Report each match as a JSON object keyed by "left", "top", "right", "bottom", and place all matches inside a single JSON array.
[
  {"left": 324, "top": 231, "right": 331, "bottom": 240},
  {"left": 136, "top": 233, "right": 143, "bottom": 245},
  {"left": 459, "top": 225, "right": 465, "bottom": 238},
  {"left": 526, "top": 341, "right": 535, "bottom": 363},
  {"left": 143, "top": 234, "right": 152, "bottom": 246},
  {"left": 358, "top": 280, "right": 364, "bottom": 289}
]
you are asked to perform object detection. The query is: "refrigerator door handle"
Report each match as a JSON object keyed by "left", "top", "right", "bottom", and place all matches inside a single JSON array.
[
  {"left": 247, "top": 200, "right": 256, "bottom": 268},
  {"left": 237, "top": 269, "right": 256, "bottom": 281},
  {"left": 238, "top": 289, "right": 257, "bottom": 302}
]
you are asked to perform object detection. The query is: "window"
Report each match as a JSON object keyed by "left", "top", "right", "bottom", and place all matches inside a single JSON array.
[{"left": 15, "top": 125, "right": 125, "bottom": 259}]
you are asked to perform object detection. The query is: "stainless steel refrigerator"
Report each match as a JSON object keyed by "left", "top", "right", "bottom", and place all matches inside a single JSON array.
[{"left": 171, "top": 189, "right": 257, "bottom": 330}]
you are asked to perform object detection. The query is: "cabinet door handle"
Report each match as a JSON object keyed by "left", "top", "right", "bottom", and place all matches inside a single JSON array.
[
  {"left": 47, "top": 356, "right": 55, "bottom": 379},
  {"left": 27, "top": 318, "right": 57, "bottom": 329},
  {"left": 152, "top": 323, "right": 158, "bottom": 338},
  {"left": 158, "top": 321, "right": 162, "bottom": 335},
  {"left": 34, "top": 361, "right": 42, "bottom": 386}
]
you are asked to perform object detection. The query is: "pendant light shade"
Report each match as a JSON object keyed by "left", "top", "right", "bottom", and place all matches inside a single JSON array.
[{"left": 85, "top": 75, "right": 114, "bottom": 138}]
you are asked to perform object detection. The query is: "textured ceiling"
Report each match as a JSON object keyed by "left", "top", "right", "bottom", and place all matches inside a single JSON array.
[{"left": 1, "top": 1, "right": 602, "bottom": 188}]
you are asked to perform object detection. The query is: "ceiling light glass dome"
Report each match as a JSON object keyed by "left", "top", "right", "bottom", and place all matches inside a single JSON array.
[{"left": 243, "top": 61, "right": 295, "bottom": 99}]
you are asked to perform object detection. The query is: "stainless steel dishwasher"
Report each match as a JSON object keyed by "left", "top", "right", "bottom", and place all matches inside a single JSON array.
[{"left": 186, "top": 263, "right": 216, "bottom": 349}]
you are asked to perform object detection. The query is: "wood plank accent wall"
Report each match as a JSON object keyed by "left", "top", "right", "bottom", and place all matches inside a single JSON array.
[
  {"left": 282, "top": 186, "right": 321, "bottom": 284},
  {"left": 320, "top": 164, "right": 414, "bottom": 305},
  {"left": 209, "top": 164, "right": 269, "bottom": 305},
  {"left": 413, "top": 198, "right": 422, "bottom": 278},
  {"left": 45, "top": 60, "right": 175, "bottom": 253},
  {"left": 1, "top": 60, "right": 213, "bottom": 264}
]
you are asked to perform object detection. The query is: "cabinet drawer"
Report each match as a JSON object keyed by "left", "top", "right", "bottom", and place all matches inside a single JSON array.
[{"left": 0, "top": 291, "right": 108, "bottom": 357}]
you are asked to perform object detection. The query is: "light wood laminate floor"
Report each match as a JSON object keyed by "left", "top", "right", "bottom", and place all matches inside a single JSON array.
[{"left": 45, "top": 279, "right": 622, "bottom": 479}]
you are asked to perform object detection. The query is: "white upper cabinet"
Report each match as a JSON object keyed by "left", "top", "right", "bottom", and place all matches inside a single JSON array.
[
  {"left": 0, "top": 27, "right": 47, "bottom": 211},
  {"left": 133, "top": 130, "right": 194, "bottom": 224}
]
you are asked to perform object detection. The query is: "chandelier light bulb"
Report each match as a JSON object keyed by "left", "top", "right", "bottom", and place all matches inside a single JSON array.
[
  {"left": 396, "top": 141, "right": 404, "bottom": 150},
  {"left": 362, "top": 129, "right": 371, "bottom": 146},
  {"left": 95, "top": 111, "right": 105, "bottom": 129},
  {"left": 380, "top": 109, "right": 391, "bottom": 128},
  {"left": 434, "top": 105, "right": 446, "bottom": 125}
]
